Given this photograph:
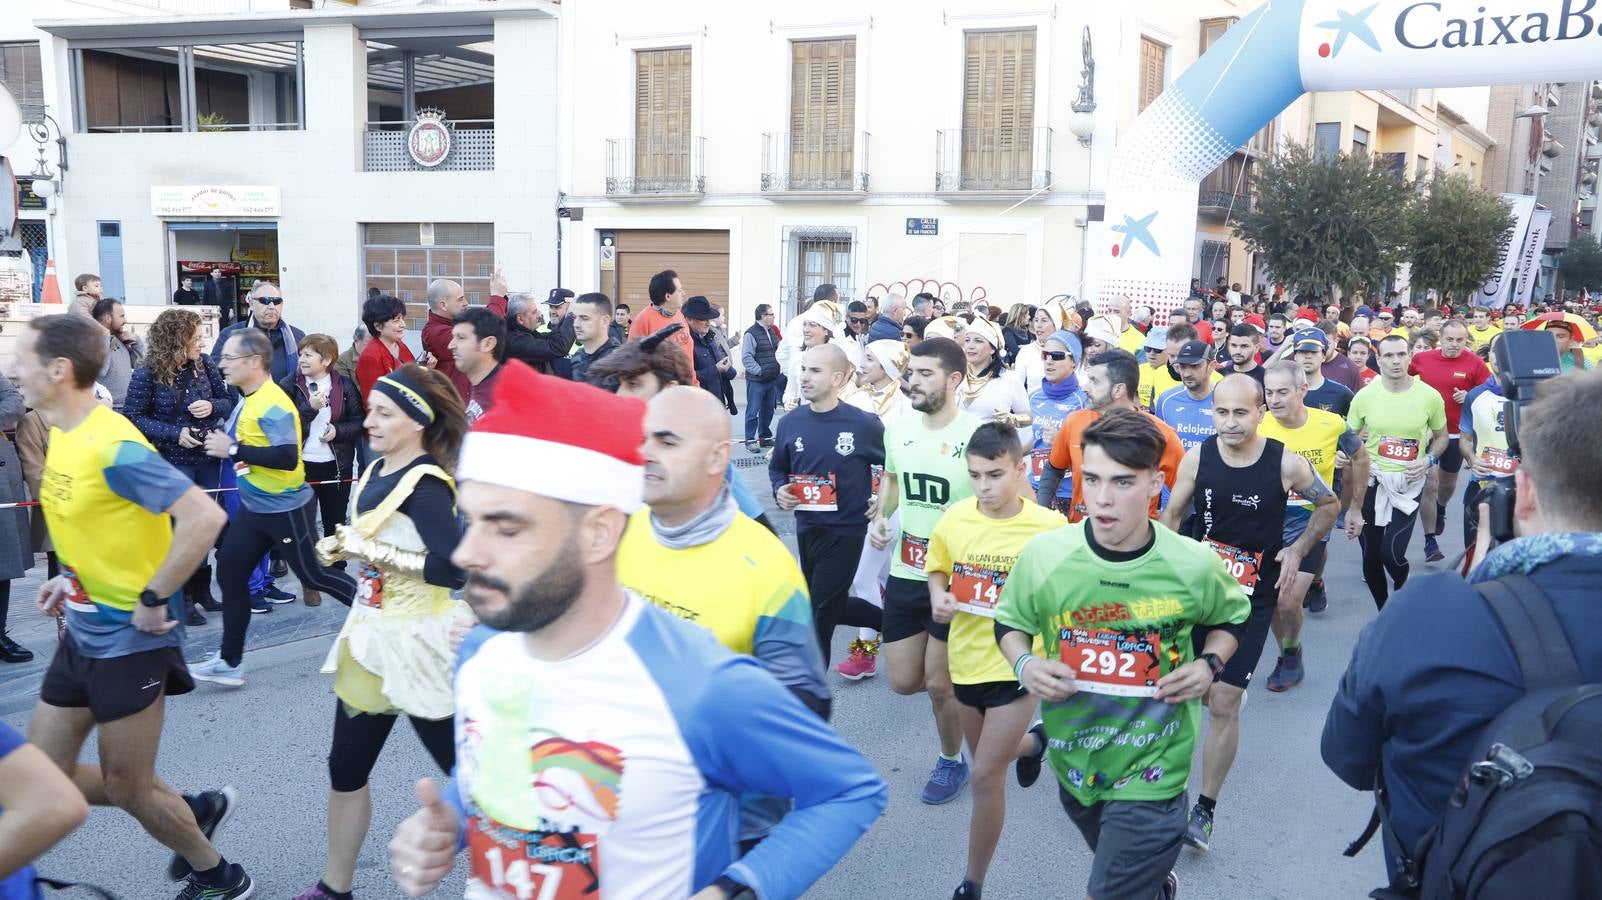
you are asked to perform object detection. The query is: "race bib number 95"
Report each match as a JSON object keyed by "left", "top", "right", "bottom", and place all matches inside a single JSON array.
[
  {"left": 1058, "top": 627, "right": 1163, "bottom": 698},
  {"left": 787, "top": 474, "right": 839, "bottom": 512}
]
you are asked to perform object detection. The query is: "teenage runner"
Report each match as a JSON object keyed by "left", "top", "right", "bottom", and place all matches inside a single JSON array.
[
  {"left": 1154, "top": 340, "right": 1220, "bottom": 453},
  {"left": 1026, "top": 331, "right": 1088, "bottom": 518},
  {"left": 868, "top": 337, "right": 981, "bottom": 804},
  {"left": 1258, "top": 361, "right": 1368, "bottom": 692},
  {"left": 1347, "top": 335, "right": 1448, "bottom": 610},
  {"left": 996, "top": 408, "right": 1249, "bottom": 900},
  {"left": 1407, "top": 319, "right": 1490, "bottom": 560},
  {"left": 389, "top": 363, "right": 886, "bottom": 899},
  {"left": 1162, "top": 374, "right": 1338, "bottom": 852},
  {"left": 1466, "top": 306, "right": 1501, "bottom": 350},
  {"left": 926, "top": 422, "right": 1063, "bottom": 900},
  {"left": 17, "top": 315, "right": 252, "bottom": 900}
]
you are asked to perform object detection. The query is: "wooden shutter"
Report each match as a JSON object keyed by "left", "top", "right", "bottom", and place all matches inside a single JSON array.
[
  {"left": 961, "top": 29, "right": 1036, "bottom": 185},
  {"left": 1138, "top": 37, "right": 1166, "bottom": 112},
  {"left": 635, "top": 48, "right": 692, "bottom": 179},
  {"left": 789, "top": 39, "right": 856, "bottom": 183}
]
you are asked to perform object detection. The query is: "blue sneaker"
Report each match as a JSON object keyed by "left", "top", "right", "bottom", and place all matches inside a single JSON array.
[
  {"left": 921, "top": 755, "right": 969, "bottom": 805},
  {"left": 261, "top": 584, "right": 296, "bottom": 604}
]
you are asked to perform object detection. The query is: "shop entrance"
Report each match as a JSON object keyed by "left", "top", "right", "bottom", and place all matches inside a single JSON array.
[{"left": 166, "top": 221, "right": 279, "bottom": 325}]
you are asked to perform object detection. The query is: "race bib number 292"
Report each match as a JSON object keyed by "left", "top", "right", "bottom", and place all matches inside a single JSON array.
[{"left": 1058, "top": 627, "right": 1163, "bottom": 698}]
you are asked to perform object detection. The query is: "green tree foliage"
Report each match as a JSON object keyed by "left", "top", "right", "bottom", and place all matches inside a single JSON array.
[
  {"left": 1408, "top": 171, "right": 1516, "bottom": 302},
  {"left": 1560, "top": 230, "right": 1602, "bottom": 294},
  {"left": 1233, "top": 142, "right": 1413, "bottom": 296}
]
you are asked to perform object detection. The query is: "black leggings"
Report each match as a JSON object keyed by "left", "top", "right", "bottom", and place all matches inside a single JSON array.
[
  {"left": 798, "top": 529, "right": 880, "bottom": 666},
  {"left": 217, "top": 501, "right": 357, "bottom": 666},
  {"left": 1359, "top": 485, "right": 1420, "bottom": 611},
  {"left": 0, "top": 581, "right": 11, "bottom": 632},
  {"left": 304, "top": 459, "right": 350, "bottom": 540},
  {"left": 328, "top": 699, "right": 454, "bottom": 793}
]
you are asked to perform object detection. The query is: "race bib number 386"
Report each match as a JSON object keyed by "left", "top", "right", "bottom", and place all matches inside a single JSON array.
[
  {"left": 1058, "top": 627, "right": 1163, "bottom": 698},
  {"left": 467, "top": 816, "right": 601, "bottom": 900}
]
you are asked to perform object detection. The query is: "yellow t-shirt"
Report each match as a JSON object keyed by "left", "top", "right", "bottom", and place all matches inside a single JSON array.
[
  {"left": 1468, "top": 323, "right": 1503, "bottom": 350},
  {"left": 925, "top": 496, "right": 1062, "bottom": 684},
  {"left": 1260, "top": 408, "right": 1352, "bottom": 511},
  {"left": 1139, "top": 363, "right": 1182, "bottom": 410}
]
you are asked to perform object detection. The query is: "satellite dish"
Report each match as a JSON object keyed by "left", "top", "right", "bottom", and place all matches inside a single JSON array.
[{"left": 0, "top": 85, "right": 20, "bottom": 149}]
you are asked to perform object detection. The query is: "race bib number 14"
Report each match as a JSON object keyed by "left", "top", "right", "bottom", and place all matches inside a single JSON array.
[{"left": 951, "top": 563, "right": 1006, "bottom": 617}]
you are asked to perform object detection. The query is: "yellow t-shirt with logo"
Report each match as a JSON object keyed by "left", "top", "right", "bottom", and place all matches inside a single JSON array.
[
  {"left": 1260, "top": 408, "right": 1353, "bottom": 511},
  {"left": 925, "top": 496, "right": 1062, "bottom": 684}
]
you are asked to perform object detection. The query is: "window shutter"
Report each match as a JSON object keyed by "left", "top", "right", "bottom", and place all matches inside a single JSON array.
[
  {"left": 962, "top": 29, "right": 1035, "bottom": 184},
  {"left": 789, "top": 38, "right": 856, "bottom": 182},
  {"left": 1139, "top": 38, "right": 1166, "bottom": 112},
  {"left": 635, "top": 48, "right": 692, "bottom": 179}
]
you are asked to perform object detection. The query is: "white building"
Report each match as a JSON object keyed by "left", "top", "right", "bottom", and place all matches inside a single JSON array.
[{"left": 1, "top": 0, "right": 559, "bottom": 340}]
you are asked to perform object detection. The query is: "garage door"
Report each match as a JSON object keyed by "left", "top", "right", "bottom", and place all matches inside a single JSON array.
[{"left": 609, "top": 229, "right": 729, "bottom": 315}]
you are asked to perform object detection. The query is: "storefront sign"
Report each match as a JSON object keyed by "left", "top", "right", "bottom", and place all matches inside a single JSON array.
[
  {"left": 16, "top": 179, "right": 45, "bottom": 211},
  {"left": 408, "top": 109, "right": 453, "bottom": 168},
  {"left": 906, "top": 218, "right": 939, "bottom": 236},
  {"left": 151, "top": 186, "right": 281, "bottom": 217}
]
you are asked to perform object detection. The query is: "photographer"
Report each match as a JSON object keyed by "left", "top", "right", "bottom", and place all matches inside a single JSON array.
[{"left": 1321, "top": 368, "right": 1602, "bottom": 881}]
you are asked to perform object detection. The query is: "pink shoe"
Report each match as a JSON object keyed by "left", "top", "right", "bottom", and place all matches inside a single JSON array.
[{"left": 835, "top": 640, "right": 878, "bottom": 680}]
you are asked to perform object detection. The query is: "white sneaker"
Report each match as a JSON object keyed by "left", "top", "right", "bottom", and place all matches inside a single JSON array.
[{"left": 188, "top": 653, "right": 245, "bottom": 687}]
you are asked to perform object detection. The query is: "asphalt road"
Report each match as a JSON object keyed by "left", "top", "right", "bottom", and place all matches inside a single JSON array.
[{"left": 1, "top": 406, "right": 1454, "bottom": 900}]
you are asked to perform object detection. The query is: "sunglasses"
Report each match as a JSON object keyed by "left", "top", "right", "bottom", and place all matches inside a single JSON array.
[
  {"left": 850, "top": 317, "right": 869, "bottom": 325},
  {"left": 1042, "top": 350, "right": 1074, "bottom": 361},
  {"left": 255, "top": 297, "right": 284, "bottom": 306}
]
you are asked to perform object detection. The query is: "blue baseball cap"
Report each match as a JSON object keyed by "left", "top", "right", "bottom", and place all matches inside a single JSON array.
[{"left": 1291, "top": 329, "right": 1329, "bottom": 352}]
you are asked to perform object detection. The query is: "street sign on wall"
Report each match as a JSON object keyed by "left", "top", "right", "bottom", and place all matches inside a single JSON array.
[{"left": 906, "top": 218, "right": 938, "bottom": 236}]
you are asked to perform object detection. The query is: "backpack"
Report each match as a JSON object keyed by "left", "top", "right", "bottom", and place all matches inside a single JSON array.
[{"left": 1350, "top": 574, "right": 1602, "bottom": 900}]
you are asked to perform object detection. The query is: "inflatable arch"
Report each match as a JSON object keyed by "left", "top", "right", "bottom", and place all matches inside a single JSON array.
[{"left": 1096, "top": 0, "right": 1602, "bottom": 321}]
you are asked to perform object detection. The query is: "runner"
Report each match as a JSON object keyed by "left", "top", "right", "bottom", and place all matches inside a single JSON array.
[
  {"left": 1458, "top": 340, "right": 1517, "bottom": 550},
  {"left": 1408, "top": 319, "right": 1491, "bottom": 561},
  {"left": 1155, "top": 339, "right": 1221, "bottom": 453},
  {"left": 1286, "top": 328, "right": 1356, "bottom": 612},
  {"left": 1258, "top": 361, "right": 1368, "bottom": 691},
  {"left": 1466, "top": 306, "right": 1501, "bottom": 350},
  {"left": 995, "top": 408, "right": 1249, "bottom": 900},
  {"left": 1036, "top": 349, "right": 1185, "bottom": 520},
  {"left": 925, "top": 422, "right": 1064, "bottom": 900},
  {"left": 1346, "top": 336, "right": 1379, "bottom": 388},
  {"left": 1220, "top": 324, "right": 1265, "bottom": 384},
  {"left": 1026, "top": 331, "right": 1088, "bottom": 518},
  {"left": 389, "top": 363, "right": 885, "bottom": 899},
  {"left": 297, "top": 365, "right": 471, "bottom": 900},
  {"left": 1137, "top": 327, "right": 1181, "bottom": 410},
  {"left": 1161, "top": 374, "right": 1338, "bottom": 852},
  {"left": 770, "top": 344, "right": 886, "bottom": 666},
  {"left": 17, "top": 315, "right": 252, "bottom": 900},
  {"left": 1346, "top": 334, "right": 1448, "bottom": 610},
  {"left": 957, "top": 317, "right": 1030, "bottom": 429},
  {"left": 867, "top": 337, "right": 981, "bottom": 804}
]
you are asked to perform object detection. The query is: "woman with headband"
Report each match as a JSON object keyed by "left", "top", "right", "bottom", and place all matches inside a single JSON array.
[
  {"left": 957, "top": 317, "right": 1030, "bottom": 436},
  {"left": 297, "top": 364, "right": 470, "bottom": 900}
]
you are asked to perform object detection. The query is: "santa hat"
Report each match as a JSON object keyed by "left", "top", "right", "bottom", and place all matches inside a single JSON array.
[{"left": 458, "top": 361, "right": 647, "bottom": 511}]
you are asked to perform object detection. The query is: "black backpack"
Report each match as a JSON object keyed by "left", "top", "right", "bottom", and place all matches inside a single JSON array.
[{"left": 1350, "top": 574, "right": 1602, "bottom": 900}]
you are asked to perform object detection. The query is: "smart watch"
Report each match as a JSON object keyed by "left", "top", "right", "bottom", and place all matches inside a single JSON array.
[
  {"left": 1200, "top": 652, "right": 1225, "bottom": 682},
  {"left": 228, "top": 442, "right": 240, "bottom": 458},
  {"left": 138, "top": 588, "right": 165, "bottom": 608},
  {"left": 1426, "top": 453, "right": 1439, "bottom": 466}
]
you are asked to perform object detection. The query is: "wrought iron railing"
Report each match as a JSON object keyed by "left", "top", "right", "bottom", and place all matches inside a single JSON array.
[
  {"left": 761, "top": 130, "right": 869, "bottom": 192},
  {"left": 606, "top": 136, "right": 706, "bottom": 195},
  {"left": 935, "top": 126, "right": 1051, "bottom": 192}
]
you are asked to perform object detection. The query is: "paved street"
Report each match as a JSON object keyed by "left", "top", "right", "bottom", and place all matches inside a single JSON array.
[{"left": 0, "top": 405, "right": 1440, "bottom": 900}]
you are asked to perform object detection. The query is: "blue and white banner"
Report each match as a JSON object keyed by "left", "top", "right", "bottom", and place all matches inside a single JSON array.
[
  {"left": 1474, "top": 194, "right": 1536, "bottom": 309},
  {"left": 1513, "top": 207, "right": 1552, "bottom": 307}
]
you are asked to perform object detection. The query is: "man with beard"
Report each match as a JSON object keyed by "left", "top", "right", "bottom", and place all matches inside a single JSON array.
[{"left": 390, "top": 363, "right": 884, "bottom": 899}]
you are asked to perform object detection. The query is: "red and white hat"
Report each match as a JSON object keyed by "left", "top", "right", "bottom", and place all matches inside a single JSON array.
[{"left": 458, "top": 361, "right": 647, "bottom": 511}]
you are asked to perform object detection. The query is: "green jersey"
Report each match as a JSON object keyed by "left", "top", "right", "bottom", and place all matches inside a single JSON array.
[
  {"left": 1346, "top": 378, "right": 1446, "bottom": 474},
  {"left": 883, "top": 409, "right": 981, "bottom": 582},
  {"left": 994, "top": 522, "right": 1248, "bottom": 804}
]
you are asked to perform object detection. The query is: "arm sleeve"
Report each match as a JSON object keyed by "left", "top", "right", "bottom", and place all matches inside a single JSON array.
[
  {"left": 864, "top": 417, "right": 886, "bottom": 466},
  {"left": 103, "top": 442, "right": 197, "bottom": 514},
  {"left": 355, "top": 350, "right": 382, "bottom": 400},
  {"left": 399, "top": 475, "right": 467, "bottom": 589},
  {"left": 687, "top": 658, "right": 887, "bottom": 900},
  {"left": 277, "top": 378, "right": 312, "bottom": 443},
  {"left": 333, "top": 378, "right": 366, "bottom": 444},
  {"left": 123, "top": 370, "right": 181, "bottom": 444},
  {"left": 741, "top": 332, "right": 760, "bottom": 374},
  {"left": 1338, "top": 429, "right": 1363, "bottom": 456}
]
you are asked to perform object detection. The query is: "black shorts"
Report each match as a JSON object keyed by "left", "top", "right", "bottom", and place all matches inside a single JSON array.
[
  {"left": 1192, "top": 599, "right": 1275, "bottom": 690},
  {"left": 1439, "top": 439, "right": 1464, "bottom": 474},
  {"left": 882, "top": 575, "right": 950, "bottom": 643},
  {"left": 1298, "top": 541, "right": 1328, "bottom": 575},
  {"left": 41, "top": 638, "right": 194, "bottom": 723},
  {"left": 953, "top": 679, "right": 1029, "bottom": 711}
]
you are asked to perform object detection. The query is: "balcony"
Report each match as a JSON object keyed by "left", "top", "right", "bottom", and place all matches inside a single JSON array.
[
  {"left": 1198, "top": 155, "right": 1253, "bottom": 222},
  {"left": 606, "top": 136, "right": 706, "bottom": 197},
  {"left": 363, "top": 120, "right": 494, "bottom": 172},
  {"left": 761, "top": 131, "right": 869, "bottom": 194},
  {"left": 935, "top": 126, "right": 1051, "bottom": 193}
]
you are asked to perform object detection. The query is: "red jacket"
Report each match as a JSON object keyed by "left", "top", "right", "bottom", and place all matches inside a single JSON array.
[
  {"left": 423, "top": 311, "right": 470, "bottom": 399},
  {"left": 355, "top": 337, "right": 416, "bottom": 400}
]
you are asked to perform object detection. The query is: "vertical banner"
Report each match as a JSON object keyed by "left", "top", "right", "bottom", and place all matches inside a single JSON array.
[
  {"left": 1472, "top": 194, "right": 1536, "bottom": 309},
  {"left": 1513, "top": 208, "right": 1552, "bottom": 307}
]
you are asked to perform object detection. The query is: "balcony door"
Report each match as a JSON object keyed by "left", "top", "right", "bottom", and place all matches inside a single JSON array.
[
  {"left": 962, "top": 29, "right": 1035, "bottom": 189},
  {"left": 789, "top": 38, "right": 855, "bottom": 189},
  {"left": 634, "top": 48, "right": 692, "bottom": 188}
]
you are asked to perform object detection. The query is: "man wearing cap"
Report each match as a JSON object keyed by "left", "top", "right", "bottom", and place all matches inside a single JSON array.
[
  {"left": 391, "top": 363, "right": 885, "bottom": 899},
  {"left": 1371, "top": 308, "right": 1396, "bottom": 340},
  {"left": 683, "top": 296, "right": 734, "bottom": 407},
  {"left": 1220, "top": 323, "right": 1265, "bottom": 385},
  {"left": 1288, "top": 328, "right": 1354, "bottom": 416},
  {"left": 421, "top": 279, "right": 471, "bottom": 398},
  {"left": 1027, "top": 331, "right": 1088, "bottom": 517},
  {"left": 1156, "top": 339, "right": 1222, "bottom": 453},
  {"left": 1138, "top": 326, "right": 1181, "bottom": 409}
]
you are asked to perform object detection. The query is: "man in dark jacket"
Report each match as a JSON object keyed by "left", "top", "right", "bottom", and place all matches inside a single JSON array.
[
  {"left": 569, "top": 292, "right": 620, "bottom": 388},
  {"left": 741, "top": 304, "right": 782, "bottom": 450},
  {"left": 1322, "top": 369, "right": 1602, "bottom": 878},
  {"left": 683, "top": 295, "right": 732, "bottom": 409},
  {"left": 209, "top": 281, "right": 304, "bottom": 383},
  {"left": 502, "top": 290, "right": 576, "bottom": 376},
  {"left": 868, "top": 293, "right": 909, "bottom": 344}
]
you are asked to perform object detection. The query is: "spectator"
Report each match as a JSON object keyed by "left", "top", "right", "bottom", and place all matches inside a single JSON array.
[
  {"left": 869, "top": 293, "right": 909, "bottom": 343},
  {"left": 355, "top": 293, "right": 415, "bottom": 399},
  {"left": 611, "top": 302, "right": 632, "bottom": 344},
  {"left": 0, "top": 372, "right": 32, "bottom": 663},
  {"left": 173, "top": 276, "right": 201, "bottom": 306},
  {"left": 420, "top": 279, "right": 471, "bottom": 398},
  {"left": 279, "top": 333, "right": 364, "bottom": 546},
  {"left": 684, "top": 295, "right": 735, "bottom": 413},
  {"left": 71, "top": 273, "right": 101, "bottom": 318},
  {"left": 210, "top": 281, "right": 304, "bottom": 383},
  {"left": 92, "top": 298, "right": 141, "bottom": 410},
  {"left": 335, "top": 325, "right": 370, "bottom": 381},
  {"left": 628, "top": 270, "right": 697, "bottom": 383},
  {"left": 202, "top": 268, "right": 231, "bottom": 324},
  {"left": 741, "top": 303, "right": 783, "bottom": 450},
  {"left": 569, "top": 293, "right": 620, "bottom": 389}
]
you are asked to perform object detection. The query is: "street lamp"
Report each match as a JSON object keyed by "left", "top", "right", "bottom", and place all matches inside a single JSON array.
[{"left": 1069, "top": 26, "right": 1096, "bottom": 147}]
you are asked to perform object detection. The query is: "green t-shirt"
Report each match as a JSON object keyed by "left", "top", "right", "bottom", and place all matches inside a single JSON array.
[
  {"left": 994, "top": 522, "right": 1248, "bottom": 804},
  {"left": 884, "top": 410, "right": 981, "bottom": 581},
  {"left": 1346, "top": 378, "right": 1446, "bottom": 474}
]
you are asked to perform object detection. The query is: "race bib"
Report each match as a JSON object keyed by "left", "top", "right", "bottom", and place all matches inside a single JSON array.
[
  {"left": 900, "top": 534, "right": 929, "bottom": 571},
  {"left": 233, "top": 460, "right": 252, "bottom": 477},
  {"left": 951, "top": 563, "right": 1007, "bottom": 617},
  {"left": 1030, "top": 448, "right": 1050, "bottom": 479},
  {"left": 356, "top": 564, "right": 385, "bottom": 610},
  {"left": 787, "top": 474, "right": 838, "bottom": 512},
  {"left": 869, "top": 465, "right": 883, "bottom": 503},
  {"left": 1481, "top": 446, "right": 1519, "bottom": 475},
  {"left": 60, "top": 566, "right": 95, "bottom": 613},
  {"left": 1205, "top": 539, "right": 1262, "bottom": 597},
  {"left": 466, "top": 816, "right": 601, "bottom": 900},
  {"left": 1058, "top": 627, "right": 1164, "bottom": 698},
  {"left": 1377, "top": 436, "right": 1419, "bottom": 463}
]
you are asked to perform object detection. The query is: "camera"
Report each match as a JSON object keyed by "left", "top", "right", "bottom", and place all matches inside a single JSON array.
[{"left": 1482, "top": 329, "right": 1562, "bottom": 542}]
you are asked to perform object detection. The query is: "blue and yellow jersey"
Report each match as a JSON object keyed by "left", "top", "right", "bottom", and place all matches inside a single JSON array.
[
  {"left": 42, "top": 405, "right": 195, "bottom": 658},
  {"left": 228, "top": 379, "right": 309, "bottom": 512}
]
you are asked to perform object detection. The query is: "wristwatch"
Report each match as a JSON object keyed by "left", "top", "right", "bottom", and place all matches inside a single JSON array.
[
  {"left": 1426, "top": 453, "right": 1439, "bottom": 466},
  {"left": 138, "top": 588, "right": 165, "bottom": 608},
  {"left": 712, "top": 875, "right": 755, "bottom": 899},
  {"left": 1200, "top": 652, "right": 1225, "bottom": 682},
  {"left": 228, "top": 442, "right": 240, "bottom": 458}
]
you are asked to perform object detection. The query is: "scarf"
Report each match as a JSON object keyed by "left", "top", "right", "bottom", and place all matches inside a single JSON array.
[
  {"left": 863, "top": 380, "right": 903, "bottom": 417},
  {"left": 960, "top": 365, "right": 995, "bottom": 407},
  {"left": 650, "top": 483, "right": 738, "bottom": 550},
  {"left": 1040, "top": 372, "right": 1081, "bottom": 401},
  {"left": 294, "top": 369, "right": 345, "bottom": 424},
  {"left": 1469, "top": 531, "right": 1602, "bottom": 584}
]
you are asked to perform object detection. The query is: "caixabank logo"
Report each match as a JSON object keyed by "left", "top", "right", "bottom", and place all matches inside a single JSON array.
[
  {"left": 1315, "top": 3, "right": 1382, "bottom": 56},
  {"left": 1317, "top": 0, "right": 1602, "bottom": 54}
]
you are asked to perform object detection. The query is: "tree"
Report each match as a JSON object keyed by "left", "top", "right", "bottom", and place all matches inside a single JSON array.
[
  {"left": 1560, "top": 230, "right": 1602, "bottom": 295},
  {"left": 1233, "top": 142, "right": 1413, "bottom": 297},
  {"left": 1408, "top": 171, "right": 1515, "bottom": 304}
]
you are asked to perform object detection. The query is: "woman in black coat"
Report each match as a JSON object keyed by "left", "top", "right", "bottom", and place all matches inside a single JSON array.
[{"left": 279, "top": 333, "right": 364, "bottom": 546}]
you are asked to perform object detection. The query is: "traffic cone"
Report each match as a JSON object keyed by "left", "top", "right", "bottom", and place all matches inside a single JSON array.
[{"left": 40, "top": 258, "right": 61, "bottom": 304}]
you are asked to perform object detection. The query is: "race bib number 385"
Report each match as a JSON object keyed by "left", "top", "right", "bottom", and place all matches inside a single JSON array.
[
  {"left": 1058, "top": 627, "right": 1163, "bottom": 698},
  {"left": 467, "top": 816, "right": 601, "bottom": 900},
  {"left": 1377, "top": 436, "right": 1419, "bottom": 463}
]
